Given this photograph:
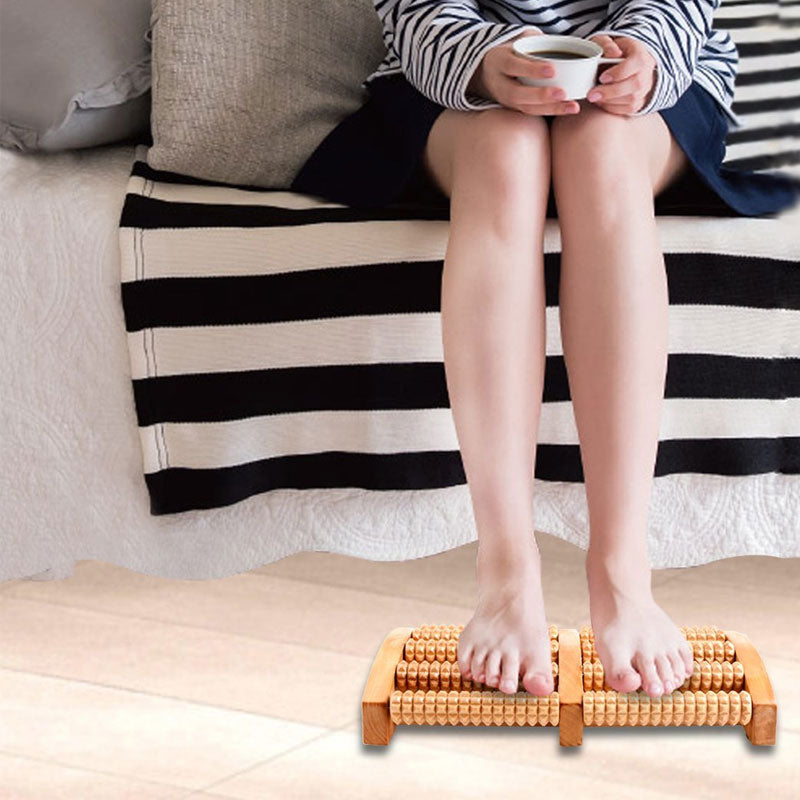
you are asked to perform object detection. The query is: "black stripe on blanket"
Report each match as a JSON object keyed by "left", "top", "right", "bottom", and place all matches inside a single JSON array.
[
  {"left": 736, "top": 39, "right": 800, "bottom": 58},
  {"left": 129, "top": 353, "right": 800, "bottom": 429},
  {"left": 121, "top": 249, "right": 800, "bottom": 334},
  {"left": 715, "top": 16, "right": 781, "bottom": 28},
  {"left": 723, "top": 150, "right": 800, "bottom": 171},
  {"left": 144, "top": 439, "right": 800, "bottom": 515},
  {"left": 734, "top": 66, "right": 800, "bottom": 86},
  {"left": 120, "top": 193, "right": 451, "bottom": 229},
  {"left": 732, "top": 95, "right": 800, "bottom": 116},
  {"left": 726, "top": 121, "right": 800, "bottom": 144}
]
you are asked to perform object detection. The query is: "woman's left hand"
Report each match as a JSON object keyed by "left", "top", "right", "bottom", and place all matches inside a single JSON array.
[{"left": 586, "top": 34, "right": 658, "bottom": 115}]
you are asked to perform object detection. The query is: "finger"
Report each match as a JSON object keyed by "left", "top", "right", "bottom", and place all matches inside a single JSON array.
[
  {"left": 595, "top": 57, "right": 645, "bottom": 88},
  {"left": 502, "top": 78, "right": 571, "bottom": 107},
  {"left": 591, "top": 103, "right": 632, "bottom": 117},
  {"left": 598, "top": 97, "right": 638, "bottom": 111},
  {"left": 591, "top": 89, "right": 639, "bottom": 109},
  {"left": 503, "top": 50, "right": 558, "bottom": 81},
  {"left": 589, "top": 65, "right": 648, "bottom": 101},
  {"left": 589, "top": 34, "right": 623, "bottom": 58},
  {"left": 517, "top": 100, "right": 581, "bottom": 115},
  {"left": 590, "top": 94, "right": 638, "bottom": 115},
  {"left": 510, "top": 26, "right": 545, "bottom": 41},
  {"left": 592, "top": 99, "right": 637, "bottom": 116},
  {"left": 588, "top": 73, "right": 643, "bottom": 103}
]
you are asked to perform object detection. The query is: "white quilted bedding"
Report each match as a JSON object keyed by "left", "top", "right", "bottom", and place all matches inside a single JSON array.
[{"left": 0, "top": 143, "right": 798, "bottom": 583}]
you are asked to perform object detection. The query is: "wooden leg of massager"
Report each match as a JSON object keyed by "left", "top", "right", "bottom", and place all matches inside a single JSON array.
[
  {"left": 724, "top": 630, "right": 776, "bottom": 746},
  {"left": 362, "top": 627, "right": 414, "bottom": 745},
  {"left": 557, "top": 627, "right": 583, "bottom": 747}
]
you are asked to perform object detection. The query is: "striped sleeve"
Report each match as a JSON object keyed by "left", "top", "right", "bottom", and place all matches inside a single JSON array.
[
  {"left": 371, "top": 0, "right": 541, "bottom": 110},
  {"left": 591, "top": 0, "right": 719, "bottom": 117}
]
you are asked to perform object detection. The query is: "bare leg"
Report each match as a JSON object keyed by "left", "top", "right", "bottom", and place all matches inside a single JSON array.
[
  {"left": 422, "top": 107, "right": 554, "bottom": 695},
  {"left": 550, "top": 104, "right": 695, "bottom": 697}
]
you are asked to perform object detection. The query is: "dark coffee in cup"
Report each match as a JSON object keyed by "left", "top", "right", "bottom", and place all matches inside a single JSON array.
[
  {"left": 530, "top": 50, "right": 588, "bottom": 60},
  {"left": 513, "top": 34, "right": 625, "bottom": 99}
]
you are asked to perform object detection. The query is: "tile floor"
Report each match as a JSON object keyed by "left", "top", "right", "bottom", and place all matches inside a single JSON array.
[{"left": 0, "top": 532, "right": 796, "bottom": 799}]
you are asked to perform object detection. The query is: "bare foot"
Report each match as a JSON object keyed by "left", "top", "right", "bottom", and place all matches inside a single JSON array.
[
  {"left": 457, "top": 538, "right": 555, "bottom": 696},
  {"left": 585, "top": 549, "right": 694, "bottom": 697}
]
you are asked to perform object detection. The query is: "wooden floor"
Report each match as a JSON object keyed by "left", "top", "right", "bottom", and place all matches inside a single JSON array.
[{"left": 0, "top": 532, "right": 797, "bottom": 799}]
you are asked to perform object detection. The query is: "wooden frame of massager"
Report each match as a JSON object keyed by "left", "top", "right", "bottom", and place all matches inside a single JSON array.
[{"left": 361, "top": 625, "right": 776, "bottom": 747}]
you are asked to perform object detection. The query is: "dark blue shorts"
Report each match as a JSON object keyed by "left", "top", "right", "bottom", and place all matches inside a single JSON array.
[{"left": 291, "top": 72, "right": 800, "bottom": 218}]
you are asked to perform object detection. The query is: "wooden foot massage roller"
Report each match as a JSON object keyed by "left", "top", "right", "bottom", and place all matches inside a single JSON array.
[{"left": 362, "top": 624, "right": 776, "bottom": 747}]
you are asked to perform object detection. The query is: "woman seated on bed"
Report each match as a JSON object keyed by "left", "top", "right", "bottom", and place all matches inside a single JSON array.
[{"left": 291, "top": 0, "right": 799, "bottom": 700}]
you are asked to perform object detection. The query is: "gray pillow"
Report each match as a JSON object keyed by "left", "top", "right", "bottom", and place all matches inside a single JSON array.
[
  {"left": 146, "top": 0, "right": 386, "bottom": 188},
  {"left": 0, "top": 0, "right": 152, "bottom": 152}
]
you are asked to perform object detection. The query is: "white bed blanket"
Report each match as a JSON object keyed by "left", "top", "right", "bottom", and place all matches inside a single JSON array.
[{"left": 0, "top": 144, "right": 798, "bottom": 583}]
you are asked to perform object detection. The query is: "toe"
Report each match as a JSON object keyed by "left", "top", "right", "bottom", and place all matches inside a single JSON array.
[
  {"left": 605, "top": 659, "right": 641, "bottom": 693},
  {"left": 521, "top": 644, "right": 556, "bottom": 696},
  {"left": 668, "top": 651, "right": 688, "bottom": 687},
  {"left": 655, "top": 654, "right": 676, "bottom": 694},
  {"left": 679, "top": 639, "right": 695, "bottom": 675},
  {"left": 458, "top": 641, "right": 474, "bottom": 680},
  {"left": 522, "top": 669, "right": 554, "bottom": 696},
  {"left": 484, "top": 649, "right": 502, "bottom": 688},
  {"left": 594, "top": 638, "right": 641, "bottom": 693},
  {"left": 634, "top": 654, "right": 663, "bottom": 697},
  {"left": 499, "top": 651, "right": 520, "bottom": 694},
  {"left": 472, "top": 647, "right": 489, "bottom": 684},
  {"left": 521, "top": 651, "right": 555, "bottom": 696}
]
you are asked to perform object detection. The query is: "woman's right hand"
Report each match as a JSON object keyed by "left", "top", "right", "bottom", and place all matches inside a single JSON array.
[{"left": 468, "top": 28, "right": 581, "bottom": 116}]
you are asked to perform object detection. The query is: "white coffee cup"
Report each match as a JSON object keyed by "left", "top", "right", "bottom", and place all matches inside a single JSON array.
[{"left": 511, "top": 34, "right": 624, "bottom": 101}]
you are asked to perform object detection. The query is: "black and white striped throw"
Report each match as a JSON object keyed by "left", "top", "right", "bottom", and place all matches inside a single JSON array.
[
  {"left": 719, "top": 0, "right": 800, "bottom": 174},
  {"left": 119, "top": 0, "right": 799, "bottom": 516}
]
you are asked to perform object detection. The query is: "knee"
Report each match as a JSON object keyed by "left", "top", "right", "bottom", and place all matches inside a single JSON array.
[
  {"left": 550, "top": 104, "right": 644, "bottom": 182},
  {"left": 453, "top": 108, "right": 551, "bottom": 195}
]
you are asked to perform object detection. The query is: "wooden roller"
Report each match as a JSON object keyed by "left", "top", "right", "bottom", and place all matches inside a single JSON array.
[{"left": 362, "top": 624, "right": 776, "bottom": 747}]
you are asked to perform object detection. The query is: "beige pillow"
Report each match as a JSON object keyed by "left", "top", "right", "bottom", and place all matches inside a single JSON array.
[
  {"left": 147, "top": 0, "right": 386, "bottom": 188},
  {"left": 0, "top": 0, "right": 152, "bottom": 153}
]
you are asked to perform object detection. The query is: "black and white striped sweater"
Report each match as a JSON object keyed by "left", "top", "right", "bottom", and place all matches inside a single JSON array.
[{"left": 363, "top": 0, "right": 741, "bottom": 127}]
